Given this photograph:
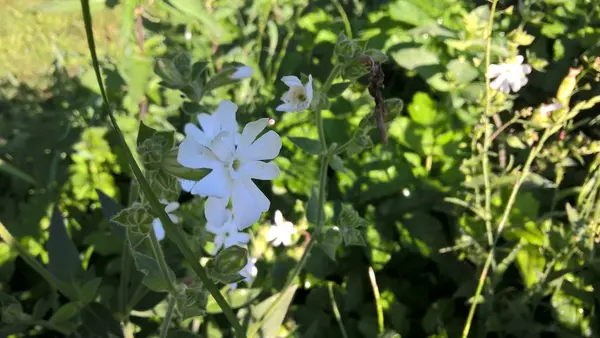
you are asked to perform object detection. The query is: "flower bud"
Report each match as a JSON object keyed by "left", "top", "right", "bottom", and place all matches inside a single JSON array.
[
  {"left": 556, "top": 67, "right": 582, "bottom": 107},
  {"left": 162, "top": 148, "right": 210, "bottom": 181},
  {"left": 384, "top": 98, "right": 404, "bottom": 123},
  {"left": 138, "top": 138, "right": 165, "bottom": 170},
  {"left": 214, "top": 246, "right": 248, "bottom": 275},
  {"left": 334, "top": 38, "right": 361, "bottom": 64},
  {"left": 342, "top": 58, "right": 370, "bottom": 81}
]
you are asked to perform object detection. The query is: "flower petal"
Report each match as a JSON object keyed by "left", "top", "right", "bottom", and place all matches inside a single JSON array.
[
  {"left": 275, "top": 210, "right": 284, "bottom": 226},
  {"left": 515, "top": 55, "right": 524, "bottom": 65},
  {"left": 197, "top": 113, "right": 218, "bottom": 139},
  {"left": 165, "top": 202, "right": 179, "bottom": 213},
  {"left": 275, "top": 103, "right": 294, "bottom": 112},
  {"left": 231, "top": 179, "right": 270, "bottom": 229},
  {"left": 205, "top": 197, "right": 229, "bottom": 226},
  {"left": 521, "top": 64, "right": 532, "bottom": 74},
  {"left": 209, "top": 131, "right": 236, "bottom": 163},
  {"left": 237, "top": 131, "right": 282, "bottom": 162},
  {"left": 238, "top": 119, "right": 268, "bottom": 151},
  {"left": 178, "top": 136, "right": 220, "bottom": 169},
  {"left": 190, "top": 166, "right": 232, "bottom": 198},
  {"left": 153, "top": 219, "right": 165, "bottom": 241},
  {"left": 179, "top": 179, "right": 196, "bottom": 192},
  {"left": 281, "top": 75, "right": 302, "bottom": 87},
  {"left": 184, "top": 123, "right": 209, "bottom": 145},
  {"left": 305, "top": 74, "right": 313, "bottom": 103},
  {"left": 213, "top": 100, "right": 238, "bottom": 135},
  {"left": 486, "top": 64, "right": 503, "bottom": 78},
  {"left": 231, "top": 66, "right": 253, "bottom": 80},
  {"left": 237, "top": 160, "right": 280, "bottom": 180}
]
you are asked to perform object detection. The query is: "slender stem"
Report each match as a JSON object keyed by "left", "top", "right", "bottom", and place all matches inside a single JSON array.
[
  {"left": 461, "top": 128, "right": 553, "bottom": 338},
  {"left": 119, "top": 183, "right": 138, "bottom": 320},
  {"left": 368, "top": 266, "right": 384, "bottom": 334},
  {"left": 0, "top": 222, "right": 75, "bottom": 300},
  {"left": 481, "top": 0, "right": 499, "bottom": 249},
  {"left": 328, "top": 283, "right": 349, "bottom": 338},
  {"left": 248, "top": 64, "right": 341, "bottom": 338},
  {"left": 159, "top": 296, "right": 177, "bottom": 338},
  {"left": 79, "top": 2, "right": 244, "bottom": 336},
  {"left": 148, "top": 228, "right": 177, "bottom": 294},
  {"left": 331, "top": 0, "right": 352, "bottom": 39}
]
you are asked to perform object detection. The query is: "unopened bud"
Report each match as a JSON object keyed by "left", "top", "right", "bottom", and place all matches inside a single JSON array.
[{"left": 214, "top": 246, "right": 248, "bottom": 275}]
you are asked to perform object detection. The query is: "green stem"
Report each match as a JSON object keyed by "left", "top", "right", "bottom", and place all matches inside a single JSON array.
[
  {"left": 148, "top": 228, "right": 177, "bottom": 294},
  {"left": 248, "top": 63, "right": 341, "bottom": 338},
  {"left": 367, "top": 266, "right": 384, "bottom": 334},
  {"left": 119, "top": 183, "right": 139, "bottom": 320},
  {"left": 328, "top": 283, "right": 349, "bottom": 338},
  {"left": 461, "top": 128, "right": 553, "bottom": 338},
  {"left": 79, "top": 2, "right": 244, "bottom": 336},
  {"left": 159, "top": 296, "right": 177, "bottom": 338},
  {"left": 481, "top": 0, "right": 498, "bottom": 249},
  {"left": 331, "top": 0, "right": 352, "bottom": 39},
  {"left": 0, "top": 222, "right": 75, "bottom": 300}
]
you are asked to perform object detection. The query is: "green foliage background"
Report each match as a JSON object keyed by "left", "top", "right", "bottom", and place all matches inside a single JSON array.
[{"left": 2, "top": 0, "right": 600, "bottom": 337}]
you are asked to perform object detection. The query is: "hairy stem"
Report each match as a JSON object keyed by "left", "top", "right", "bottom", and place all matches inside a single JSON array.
[
  {"left": 368, "top": 266, "right": 384, "bottom": 334},
  {"left": 159, "top": 296, "right": 177, "bottom": 338},
  {"left": 79, "top": 1, "right": 244, "bottom": 336},
  {"left": 328, "top": 283, "right": 349, "bottom": 338}
]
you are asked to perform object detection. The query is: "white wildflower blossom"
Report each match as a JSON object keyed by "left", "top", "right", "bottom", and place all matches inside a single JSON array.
[
  {"left": 231, "top": 66, "right": 253, "bottom": 80},
  {"left": 266, "top": 210, "right": 297, "bottom": 247},
  {"left": 177, "top": 99, "right": 281, "bottom": 228},
  {"left": 487, "top": 55, "right": 532, "bottom": 93},
  {"left": 276, "top": 75, "right": 313, "bottom": 112},
  {"left": 206, "top": 209, "right": 251, "bottom": 254},
  {"left": 152, "top": 199, "right": 180, "bottom": 241}
]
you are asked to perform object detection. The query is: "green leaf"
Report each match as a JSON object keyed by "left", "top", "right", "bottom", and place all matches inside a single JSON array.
[
  {"left": 121, "top": 55, "right": 153, "bottom": 104},
  {"left": 49, "top": 302, "right": 79, "bottom": 324},
  {"left": 506, "top": 135, "right": 527, "bottom": 149},
  {"left": 177, "top": 283, "right": 209, "bottom": 319},
  {"left": 78, "top": 277, "right": 102, "bottom": 305},
  {"left": 516, "top": 244, "right": 545, "bottom": 288},
  {"left": 240, "top": 285, "right": 298, "bottom": 337},
  {"left": 388, "top": 1, "right": 434, "bottom": 26},
  {"left": 207, "top": 288, "right": 262, "bottom": 314},
  {"left": 80, "top": 303, "right": 123, "bottom": 338},
  {"left": 329, "top": 82, "right": 352, "bottom": 97},
  {"left": 447, "top": 59, "right": 478, "bottom": 84},
  {"left": 168, "top": 330, "right": 202, "bottom": 338},
  {"left": 407, "top": 92, "right": 438, "bottom": 126},
  {"left": 391, "top": 47, "right": 439, "bottom": 71},
  {"left": 329, "top": 154, "right": 346, "bottom": 173},
  {"left": 319, "top": 228, "right": 342, "bottom": 261},
  {"left": 47, "top": 207, "right": 85, "bottom": 286},
  {"left": 96, "top": 189, "right": 126, "bottom": 240},
  {"left": 0, "top": 159, "right": 36, "bottom": 186},
  {"left": 132, "top": 252, "right": 176, "bottom": 292},
  {"left": 338, "top": 205, "right": 367, "bottom": 246},
  {"left": 378, "top": 330, "right": 402, "bottom": 338},
  {"left": 289, "top": 137, "right": 322, "bottom": 155}
]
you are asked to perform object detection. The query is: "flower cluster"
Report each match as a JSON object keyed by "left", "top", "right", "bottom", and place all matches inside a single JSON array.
[{"left": 176, "top": 98, "right": 284, "bottom": 283}]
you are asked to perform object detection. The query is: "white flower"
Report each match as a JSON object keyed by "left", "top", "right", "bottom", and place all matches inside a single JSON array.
[
  {"left": 231, "top": 66, "right": 253, "bottom": 80},
  {"left": 266, "top": 210, "right": 297, "bottom": 247},
  {"left": 540, "top": 102, "right": 563, "bottom": 117},
  {"left": 276, "top": 75, "right": 313, "bottom": 112},
  {"left": 206, "top": 209, "right": 251, "bottom": 254},
  {"left": 178, "top": 99, "right": 282, "bottom": 229},
  {"left": 152, "top": 199, "right": 180, "bottom": 241},
  {"left": 487, "top": 55, "right": 532, "bottom": 93},
  {"left": 229, "top": 256, "right": 258, "bottom": 290}
]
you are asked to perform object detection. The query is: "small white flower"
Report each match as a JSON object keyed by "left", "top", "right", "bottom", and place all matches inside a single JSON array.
[
  {"left": 276, "top": 75, "right": 313, "bottom": 112},
  {"left": 152, "top": 199, "right": 180, "bottom": 241},
  {"left": 206, "top": 209, "right": 251, "bottom": 254},
  {"left": 178, "top": 99, "right": 282, "bottom": 228},
  {"left": 266, "top": 210, "right": 297, "bottom": 247},
  {"left": 487, "top": 55, "right": 532, "bottom": 93},
  {"left": 231, "top": 66, "right": 253, "bottom": 80},
  {"left": 229, "top": 256, "right": 258, "bottom": 290},
  {"left": 540, "top": 102, "right": 563, "bottom": 117}
]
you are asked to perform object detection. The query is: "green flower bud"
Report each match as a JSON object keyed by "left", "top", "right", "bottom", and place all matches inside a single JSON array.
[
  {"left": 214, "top": 246, "right": 248, "bottom": 275},
  {"left": 162, "top": 148, "right": 210, "bottom": 181},
  {"left": 342, "top": 58, "right": 370, "bottom": 81},
  {"left": 138, "top": 138, "right": 165, "bottom": 170},
  {"left": 334, "top": 38, "right": 361, "bottom": 64},
  {"left": 384, "top": 98, "right": 404, "bottom": 123},
  {"left": 112, "top": 202, "right": 153, "bottom": 229}
]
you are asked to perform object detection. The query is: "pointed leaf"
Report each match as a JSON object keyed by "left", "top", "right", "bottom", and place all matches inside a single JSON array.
[
  {"left": 81, "top": 303, "right": 123, "bottom": 338},
  {"left": 96, "top": 189, "right": 126, "bottom": 240},
  {"left": 289, "top": 137, "right": 322, "bottom": 155},
  {"left": 47, "top": 208, "right": 84, "bottom": 285},
  {"left": 207, "top": 288, "right": 262, "bottom": 314},
  {"left": 240, "top": 285, "right": 298, "bottom": 337}
]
